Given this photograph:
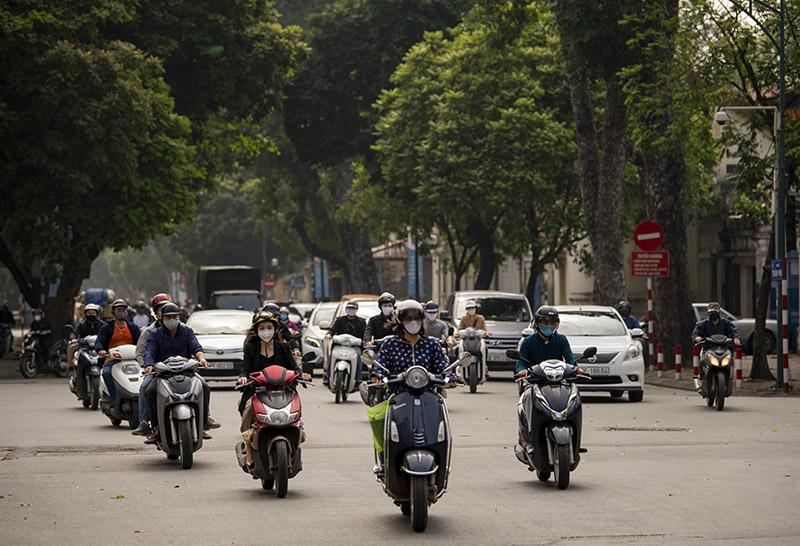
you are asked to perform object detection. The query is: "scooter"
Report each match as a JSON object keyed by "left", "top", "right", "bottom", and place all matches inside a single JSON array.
[
  {"left": 361, "top": 336, "right": 392, "bottom": 407},
  {"left": 516, "top": 328, "right": 535, "bottom": 395},
  {"left": 149, "top": 357, "right": 205, "bottom": 469},
  {"left": 507, "top": 346, "right": 596, "bottom": 490},
  {"left": 69, "top": 335, "right": 102, "bottom": 410},
  {"left": 234, "top": 362, "right": 313, "bottom": 497},
  {"left": 694, "top": 334, "right": 734, "bottom": 411},
  {"left": 328, "top": 333, "right": 362, "bottom": 404},
  {"left": 19, "top": 331, "right": 67, "bottom": 379},
  {"left": 373, "top": 361, "right": 455, "bottom": 532},
  {"left": 99, "top": 344, "right": 142, "bottom": 428},
  {"left": 455, "top": 327, "right": 487, "bottom": 393}
]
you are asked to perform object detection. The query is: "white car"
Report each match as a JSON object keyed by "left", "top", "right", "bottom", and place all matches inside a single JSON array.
[
  {"left": 301, "top": 302, "right": 339, "bottom": 373},
  {"left": 186, "top": 309, "right": 252, "bottom": 382},
  {"left": 556, "top": 305, "right": 645, "bottom": 402}
]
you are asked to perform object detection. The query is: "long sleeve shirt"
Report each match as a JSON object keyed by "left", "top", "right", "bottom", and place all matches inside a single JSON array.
[
  {"left": 364, "top": 313, "right": 396, "bottom": 343},
  {"left": 692, "top": 318, "right": 740, "bottom": 348},
  {"left": 516, "top": 332, "right": 575, "bottom": 374},
  {"left": 457, "top": 314, "right": 490, "bottom": 336},
  {"left": 373, "top": 335, "right": 450, "bottom": 398},
  {"left": 142, "top": 323, "right": 203, "bottom": 368},
  {"left": 328, "top": 315, "right": 367, "bottom": 339}
]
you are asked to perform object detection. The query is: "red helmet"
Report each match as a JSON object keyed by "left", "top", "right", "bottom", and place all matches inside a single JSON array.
[{"left": 151, "top": 293, "right": 172, "bottom": 310}]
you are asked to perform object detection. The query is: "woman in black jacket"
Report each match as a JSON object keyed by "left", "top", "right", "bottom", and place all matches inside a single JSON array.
[{"left": 237, "top": 311, "right": 310, "bottom": 468}]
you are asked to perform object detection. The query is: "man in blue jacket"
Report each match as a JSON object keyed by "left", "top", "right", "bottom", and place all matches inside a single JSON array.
[
  {"left": 692, "top": 302, "right": 741, "bottom": 350},
  {"left": 516, "top": 306, "right": 576, "bottom": 378}
]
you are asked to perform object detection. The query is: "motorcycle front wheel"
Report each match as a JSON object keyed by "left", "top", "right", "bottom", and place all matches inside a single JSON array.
[
  {"left": 554, "top": 444, "right": 570, "bottom": 490},
  {"left": 19, "top": 355, "right": 37, "bottom": 378},
  {"left": 468, "top": 363, "right": 478, "bottom": 393},
  {"left": 334, "top": 371, "right": 343, "bottom": 404},
  {"left": 410, "top": 475, "right": 428, "bottom": 532},
  {"left": 89, "top": 376, "right": 99, "bottom": 410},
  {"left": 274, "top": 440, "right": 289, "bottom": 498},
  {"left": 179, "top": 419, "right": 193, "bottom": 469},
  {"left": 715, "top": 372, "right": 726, "bottom": 411}
]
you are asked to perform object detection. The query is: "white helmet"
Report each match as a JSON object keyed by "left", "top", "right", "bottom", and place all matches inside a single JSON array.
[
  {"left": 396, "top": 299, "right": 424, "bottom": 322},
  {"left": 465, "top": 299, "right": 477, "bottom": 309}
]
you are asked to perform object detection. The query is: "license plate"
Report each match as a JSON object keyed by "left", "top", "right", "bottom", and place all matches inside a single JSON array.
[
  {"left": 583, "top": 366, "right": 610, "bottom": 376},
  {"left": 488, "top": 353, "right": 508, "bottom": 361},
  {"left": 207, "top": 361, "right": 235, "bottom": 370}
]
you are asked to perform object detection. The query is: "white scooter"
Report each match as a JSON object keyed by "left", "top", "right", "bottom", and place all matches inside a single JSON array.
[
  {"left": 455, "top": 327, "right": 487, "bottom": 393},
  {"left": 328, "top": 333, "right": 362, "bottom": 404},
  {"left": 99, "top": 344, "right": 143, "bottom": 429}
]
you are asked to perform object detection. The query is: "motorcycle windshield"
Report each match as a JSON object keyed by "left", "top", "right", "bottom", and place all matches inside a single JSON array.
[
  {"left": 167, "top": 376, "right": 194, "bottom": 394},
  {"left": 257, "top": 389, "right": 293, "bottom": 409},
  {"left": 538, "top": 384, "right": 571, "bottom": 411}
]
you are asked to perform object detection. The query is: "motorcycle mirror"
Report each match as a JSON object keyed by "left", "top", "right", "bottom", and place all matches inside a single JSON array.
[
  {"left": 630, "top": 328, "right": 644, "bottom": 338},
  {"left": 582, "top": 346, "right": 598, "bottom": 358},
  {"left": 301, "top": 352, "right": 316, "bottom": 362},
  {"left": 506, "top": 349, "right": 521, "bottom": 360}
]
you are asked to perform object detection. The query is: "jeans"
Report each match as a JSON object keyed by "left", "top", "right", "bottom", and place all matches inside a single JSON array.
[
  {"left": 102, "top": 362, "right": 115, "bottom": 402},
  {"left": 138, "top": 374, "right": 153, "bottom": 424}
]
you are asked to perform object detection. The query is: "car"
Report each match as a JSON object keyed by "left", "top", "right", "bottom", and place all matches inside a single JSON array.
[
  {"left": 691, "top": 303, "right": 777, "bottom": 354},
  {"left": 555, "top": 305, "right": 645, "bottom": 402},
  {"left": 301, "top": 302, "right": 339, "bottom": 373},
  {"left": 186, "top": 309, "right": 253, "bottom": 382},
  {"left": 291, "top": 303, "right": 317, "bottom": 330},
  {"left": 209, "top": 290, "right": 262, "bottom": 311},
  {"left": 442, "top": 291, "right": 533, "bottom": 372}
]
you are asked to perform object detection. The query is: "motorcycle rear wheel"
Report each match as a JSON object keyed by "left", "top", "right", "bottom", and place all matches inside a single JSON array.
[
  {"left": 715, "top": 372, "right": 726, "bottom": 411},
  {"left": 89, "top": 376, "right": 100, "bottom": 411},
  {"left": 275, "top": 440, "right": 289, "bottom": 498},
  {"left": 179, "top": 419, "right": 193, "bottom": 469},
  {"left": 468, "top": 363, "right": 477, "bottom": 393},
  {"left": 19, "top": 355, "right": 37, "bottom": 378},
  {"left": 554, "top": 444, "right": 570, "bottom": 490},
  {"left": 410, "top": 475, "right": 428, "bottom": 532}
]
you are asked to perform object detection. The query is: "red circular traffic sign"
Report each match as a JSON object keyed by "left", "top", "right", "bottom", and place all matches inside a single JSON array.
[
  {"left": 262, "top": 277, "right": 276, "bottom": 290},
  {"left": 633, "top": 221, "right": 664, "bottom": 251}
]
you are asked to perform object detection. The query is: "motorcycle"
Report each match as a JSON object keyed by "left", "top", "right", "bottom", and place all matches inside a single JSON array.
[
  {"left": 694, "top": 334, "right": 734, "bottom": 411},
  {"left": 372, "top": 361, "right": 455, "bottom": 532},
  {"left": 99, "top": 344, "right": 142, "bottom": 428},
  {"left": 361, "top": 336, "right": 392, "bottom": 407},
  {"left": 69, "top": 335, "right": 102, "bottom": 410},
  {"left": 507, "top": 346, "right": 596, "bottom": 490},
  {"left": 454, "top": 327, "right": 487, "bottom": 393},
  {"left": 0, "top": 322, "right": 13, "bottom": 357},
  {"left": 149, "top": 357, "right": 205, "bottom": 469},
  {"left": 328, "top": 333, "right": 362, "bottom": 404},
  {"left": 234, "top": 361, "right": 313, "bottom": 497},
  {"left": 515, "top": 328, "right": 536, "bottom": 395},
  {"left": 19, "top": 330, "right": 67, "bottom": 379}
]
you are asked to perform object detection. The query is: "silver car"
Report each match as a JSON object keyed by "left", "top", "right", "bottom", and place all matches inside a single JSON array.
[
  {"left": 556, "top": 305, "right": 645, "bottom": 402},
  {"left": 301, "top": 302, "right": 339, "bottom": 372},
  {"left": 186, "top": 309, "right": 252, "bottom": 382},
  {"left": 692, "top": 303, "right": 777, "bottom": 354}
]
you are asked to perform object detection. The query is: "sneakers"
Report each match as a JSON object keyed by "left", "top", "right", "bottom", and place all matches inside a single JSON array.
[
  {"left": 202, "top": 431, "right": 212, "bottom": 440},
  {"left": 131, "top": 422, "right": 152, "bottom": 436},
  {"left": 203, "top": 416, "right": 221, "bottom": 430}
]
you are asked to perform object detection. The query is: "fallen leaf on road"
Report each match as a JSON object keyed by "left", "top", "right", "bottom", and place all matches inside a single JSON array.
[
  {"left": 114, "top": 495, "right": 124, "bottom": 499},
  {"left": 23, "top": 516, "right": 27, "bottom": 520},
  {"left": 174, "top": 485, "right": 180, "bottom": 488},
  {"left": 621, "top": 451, "right": 626, "bottom": 455},
  {"left": 772, "top": 429, "right": 778, "bottom": 432}
]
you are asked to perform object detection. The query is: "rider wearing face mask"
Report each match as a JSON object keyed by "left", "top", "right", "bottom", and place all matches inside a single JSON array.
[
  {"left": 457, "top": 300, "right": 491, "bottom": 337},
  {"left": 692, "top": 302, "right": 741, "bottom": 350},
  {"left": 237, "top": 311, "right": 311, "bottom": 468},
  {"left": 516, "top": 306, "right": 579, "bottom": 378},
  {"left": 423, "top": 301, "right": 454, "bottom": 348},
  {"left": 370, "top": 300, "right": 454, "bottom": 399},
  {"left": 69, "top": 303, "right": 104, "bottom": 386},
  {"left": 364, "top": 292, "right": 397, "bottom": 346},
  {"left": 95, "top": 299, "right": 141, "bottom": 404},
  {"left": 262, "top": 302, "right": 302, "bottom": 357},
  {"left": 324, "top": 300, "right": 367, "bottom": 385}
]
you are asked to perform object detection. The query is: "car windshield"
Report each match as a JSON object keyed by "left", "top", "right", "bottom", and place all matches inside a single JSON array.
[
  {"left": 338, "top": 301, "right": 378, "bottom": 321},
  {"left": 187, "top": 313, "right": 252, "bottom": 335},
  {"left": 212, "top": 293, "right": 262, "bottom": 311},
  {"left": 558, "top": 311, "right": 628, "bottom": 336},
  {"left": 456, "top": 297, "right": 531, "bottom": 322},
  {"left": 313, "top": 305, "right": 337, "bottom": 326}
]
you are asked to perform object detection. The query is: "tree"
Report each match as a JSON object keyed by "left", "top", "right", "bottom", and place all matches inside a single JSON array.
[
  {"left": 0, "top": 1, "right": 200, "bottom": 329},
  {"left": 373, "top": 6, "right": 585, "bottom": 297}
]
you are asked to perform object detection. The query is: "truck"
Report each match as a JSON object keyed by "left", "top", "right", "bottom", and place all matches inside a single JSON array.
[{"left": 196, "top": 266, "right": 262, "bottom": 311}]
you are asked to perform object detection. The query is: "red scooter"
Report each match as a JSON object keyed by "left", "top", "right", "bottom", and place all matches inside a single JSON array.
[{"left": 235, "top": 365, "right": 312, "bottom": 497}]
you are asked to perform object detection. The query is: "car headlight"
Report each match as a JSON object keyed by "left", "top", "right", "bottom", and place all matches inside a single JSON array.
[
  {"left": 122, "top": 364, "right": 140, "bottom": 375},
  {"left": 256, "top": 408, "right": 299, "bottom": 426},
  {"left": 625, "top": 344, "right": 641, "bottom": 360},
  {"left": 305, "top": 337, "right": 321, "bottom": 348},
  {"left": 405, "top": 367, "right": 430, "bottom": 389}
]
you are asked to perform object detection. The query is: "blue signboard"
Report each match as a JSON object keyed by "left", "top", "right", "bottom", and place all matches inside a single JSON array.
[
  {"left": 407, "top": 247, "right": 423, "bottom": 298},
  {"left": 313, "top": 260, "right": 329, "bottom": 300},
  {"left": 772, "top": 259, "right": 784, "bottom": 281}
]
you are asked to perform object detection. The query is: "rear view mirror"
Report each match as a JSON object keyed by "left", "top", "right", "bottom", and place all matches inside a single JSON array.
[
  {"left": 301, "top": 352, "right": 316, "bottom": 362},
  {"left": 440, "top": 310, "right": 452, "bottom": 322},
  {"left": 319, "top": 320, "right": 330, "bottom": 330},
  {"left": 521, "top": 327, "right": 535, "bottom": 337},
  {"left": 630, "top": 328, "right": 644, "bottom": 338},
  {"left": 582, "top": 346, "right": 597, "bottom": 359},
  {"left": 506, "top": 349, "right": 521, "bottom": 360}
]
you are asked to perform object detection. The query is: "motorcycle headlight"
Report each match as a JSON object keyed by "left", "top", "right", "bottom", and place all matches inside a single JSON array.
[
  {"left": 405, "top": 367, "right": 430, "bottom": 389},
  {"left": 721, "top": 355, "right": 731, "bottom": 367},
  {"left": 256, "top": 408, "right": 299, "bottom": 426},
  {"left": 710, "top": 356, "right": 720, "bottom": 366},
  {"left": 625, "top": 344, "right": 641, "bottom": 360},
  {"left": 122, "top": 364, "right": 140, "bottom": 375},
  {"left": 170, "top": 392, "right": 197, "bottom": 403},
  {"left": 305, "top": 337, "right": 321, "bottom": 348}
]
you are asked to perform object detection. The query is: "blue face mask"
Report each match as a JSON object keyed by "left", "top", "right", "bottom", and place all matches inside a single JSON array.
[
  {"left": 280, "top": 314, "right": 288, "bottom": 321},
  {"left": 539, "top": 325, "right": 555, "bottom": 337}
]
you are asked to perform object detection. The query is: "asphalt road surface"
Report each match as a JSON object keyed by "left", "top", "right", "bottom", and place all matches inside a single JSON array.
[{"left": 1, "top": 371, "right": 798, "bottom": 545}]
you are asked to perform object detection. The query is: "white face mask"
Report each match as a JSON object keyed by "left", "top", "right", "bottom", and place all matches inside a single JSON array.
[
  {"left": 346, "top": 308, "right": 357, "bottom": 317},
  {"left": 163, "top": 318, "right": 180, "bottom": 330},
  {"left": 467, "top": 309, "right": 476, "bottom": 316},
  {"left": 258, "top": 329, "right": 275, "bottom": 342},
  {"left": 381, "top": 306, "right": 393, "bottom": 316},
  {"left": 404, "top": 320, "right": 422, "bottom": 335},
  {"left": 426, "top": 312, "right": 438, "bottom": 322},
  {"left": 33, "top": 314, "right": 42, "bottom": 321}
]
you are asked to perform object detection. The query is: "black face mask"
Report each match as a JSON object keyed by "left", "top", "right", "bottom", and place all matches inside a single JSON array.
[
  {"left": 86, "top": 315, "right": 97, "bottom": 323},
  {"left": 709, "top": 313, "right": 720, "bottom": 322}
]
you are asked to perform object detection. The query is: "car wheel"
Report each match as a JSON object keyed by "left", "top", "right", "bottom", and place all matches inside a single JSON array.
[
  {"left": 628, "top": 390, "right": 644, "bottom": 402},
  {"left": 764, "top": 332, "right": 776, "bottom": 354}
]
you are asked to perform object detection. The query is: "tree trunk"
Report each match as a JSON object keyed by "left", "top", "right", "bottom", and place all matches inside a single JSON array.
[
  {"left": 45, "top": 260, "right": 91, "bottom": 338},
  {"left": 0, "top": 236, "right": 39, "bottom": 307},
  {"left": 750, "top": 226, "right": 776, "bottom": 380},
  {"left": 333, "top": 159, "right": 379, "bottom": 294},
  {"left": 526, "top": 255, "right": 542, "bottom": 309},
  {"left": 471, "top": 223, "right": 496, "bottom": 290}
]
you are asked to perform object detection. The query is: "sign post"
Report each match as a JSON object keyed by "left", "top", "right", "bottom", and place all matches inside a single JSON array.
[{"left": 633, "top": 222, "right": 666, "bottom": 372}]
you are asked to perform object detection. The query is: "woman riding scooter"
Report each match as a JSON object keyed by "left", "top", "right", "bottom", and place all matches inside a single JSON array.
[{"left": 237, "top": 311, "right": 311, "bottom": 469}]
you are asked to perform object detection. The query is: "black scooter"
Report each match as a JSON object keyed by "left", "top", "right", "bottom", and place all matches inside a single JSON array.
[
  {"left": 507, "top": 347, "right": 596, "bottom": 490},
  {"left": 694, "top": 334, "right": 734, "bottom": 411},
  {"left": 19, "top": 331, "right": 67, "bottom": 379},
  {"left": 373, "top": 361, "right": 454, "bottom": 532},
  {"left": 69, "top": 335, "right": 102, "bottom": 410}
]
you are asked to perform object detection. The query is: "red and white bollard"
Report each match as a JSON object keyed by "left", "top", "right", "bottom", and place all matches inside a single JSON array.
[
  {"left": 675, "top": 345, "right": 682, "bottom": 380},
  {"left": 782, "top": 285, "right": 790, "bottom": 393},
  {"left": 693, "top": 345, "right": 701, "bottom": 392},
  {"left": 657, "top": 343, "right": 664, "bottom": 378},
  {"left": 735, "top": 346, "right": 742, "bottom": 389},
  {"left": 647, "top": 278, "right": 654, "bottom": 372}
]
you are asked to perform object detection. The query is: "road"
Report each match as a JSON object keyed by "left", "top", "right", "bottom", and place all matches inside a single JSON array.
[{"left": 0, "top": 370, "right": 798, "bottom": 545}]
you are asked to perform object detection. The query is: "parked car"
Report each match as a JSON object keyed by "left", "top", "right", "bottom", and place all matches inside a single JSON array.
[
  {"left": 292, "top": 303, "right": 317, "bottom": 329},
  {"left": 186, "top": 309, "right": 252, "bottom": 382},
  {"left": 556, "top": 305, "right": 645, "bottom": 402},
  {"left": 692, "top": 303, "right": 777, "bottom": 354},
  {"left": 301, "top": 302, "right": 339, "bottom": 373},
  {"left": 442, "top": 291, "right": 533, "bottom": 372}
]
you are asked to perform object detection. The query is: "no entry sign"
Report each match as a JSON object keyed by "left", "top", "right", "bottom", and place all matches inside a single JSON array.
[
  {"left": 262, "top": 277, "right": 276, "bottom": 290},
  {"left": 634, "top": 221, "right": 664, "bottom": 251}
]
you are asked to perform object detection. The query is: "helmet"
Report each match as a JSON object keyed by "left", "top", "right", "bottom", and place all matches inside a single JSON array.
[
  {"left": 262, "top": 302, "right": 280, "bottom": 314},
  {"left": 378, "top": 292, "right": 396, "bottom": 306},
  {"left": 465, "top": 299, "right": 477, "bottom": 309},
  {"left": 84, "top": 303, "right": 101, "bottom": 315},
  {"left": 279, "top": 306, "right": 290, "bottom": 315},
  {"left": 423, "top": 300, "right": 439, "bottom": 312},
  {"left": 252, "top": 310, "right": 279, "bottom": 328},
  {"left": 396, "top": 300, "right": 424, "bottom": 322},
  {"left": 151, "top": 293, "right": 172, "bottom": 309},
  {"left": 617, "top": 300, "right": 631, "bottom": 311},
  {"left": 533, "top": 305, "right": 560, "bottom": 334},
  {"left": 160, "top": 302, "right": 181, "bottom": 317},
  {"left": 707, "top": 302, "right": 721, "bottom": 314},
  {"left": 345, "top": 300, "right": 359, "bottom": 310},
  {"left": 111, "top": 298, "right": 128, "bottom": 309}
]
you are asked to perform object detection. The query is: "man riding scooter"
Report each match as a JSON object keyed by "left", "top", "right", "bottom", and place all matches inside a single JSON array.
[
  {"left": 692, "top": 302, "right": 740, "bottom": 387},
  {"left": 95, "top": 299, "right": 141, "bottom": 407},
  {"left": 131, "top": 293, "right": 172, "bottom": 436},
  {"left": 70, "top": 303, "right": 104, "bottom": 398},
  {"left": 324, "top": 300, "right": 367, "bottom": 387}
]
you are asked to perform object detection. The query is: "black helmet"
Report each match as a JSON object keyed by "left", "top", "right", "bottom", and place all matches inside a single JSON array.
[
  {"left": 378, "top": 292, "right": 396, "bottom": 306},
  {"left": 160, "top": 302, "right": 181, "bottom": 317},
  {"left": 111, "top": 298, "right": 128, "bottom": 309},
  {"left": 345, "top": 300, "right": 359, "bottom": 310},
  {"left": 423, "top": 300, "right": 439, "bottom": 312},
  {"left": 262, "top": 302, "right": 280, "bottom": 314},
  {"left": 617, "top": 300, "right": 632, "bottom": 312},
  {"left": 533, "top": 305, "right": 559, "bottom": 334}
]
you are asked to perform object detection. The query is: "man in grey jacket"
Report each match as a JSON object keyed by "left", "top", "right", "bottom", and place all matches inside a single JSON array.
[{"left": 131, "top": 294, "right": 171, "bottom": 436}]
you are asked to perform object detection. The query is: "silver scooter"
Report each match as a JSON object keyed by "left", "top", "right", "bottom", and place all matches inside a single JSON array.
[
  {"left": 455, "top": 327, "right": 487, "bottom": 393},
  {"left": 328, "top": 333, "right": 362, "bottom": 404},
  {"left": 69, "top": 335, "right": 102, "bottom": 410},
  {"left": 99, "top": 344, "right": 142, "bottom": 429}
]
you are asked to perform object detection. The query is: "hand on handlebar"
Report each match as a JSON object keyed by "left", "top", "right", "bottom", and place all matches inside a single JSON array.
[
  {"left": 236, "top": 376, "right": 248, "bottom": 385},
  {"left": 143, "top": 366, "right": 153, "bottom": 375},
  {"left": 733, "top": 338, "right": 741, "bottom": 346},
  {"left": 371, "top": 375, "right": 382, "bottom": 385},
  {"left": 517, "top": 369, "right": 528, "bottom": 378}
]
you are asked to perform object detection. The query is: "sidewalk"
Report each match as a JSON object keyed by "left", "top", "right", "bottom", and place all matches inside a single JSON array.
[{"left": 645, "top": 353, "right": 798, "bottom": 397}]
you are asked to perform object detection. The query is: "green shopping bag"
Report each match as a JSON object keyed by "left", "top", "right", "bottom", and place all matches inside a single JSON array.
[{"left": 366, "top": 399, "right": 389, "bottom": 453}]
